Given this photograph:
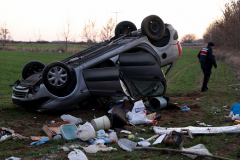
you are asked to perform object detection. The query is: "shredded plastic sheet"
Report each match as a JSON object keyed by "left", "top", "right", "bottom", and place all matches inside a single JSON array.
[
  {"left": 83, "top": 144, "right": 117, "bottom": 153},
  {"left": 181, "top": 144, "right": 212, "bottom": 159},
  {"left": 153, "top": 124, "right": 240, "bottom": 135}
]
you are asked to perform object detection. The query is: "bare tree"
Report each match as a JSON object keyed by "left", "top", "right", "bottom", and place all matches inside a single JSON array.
[
  {"left": 181, "top": 33, "right": 197, "bottom": 43},
  {"left": 57, "top": 19, "right": 76, "bottom": 52},
  {"left": 99, "top": 17, "right": 115, "bottom": 42},
  {"left": 0, "top": 23, "right": 11, "bottom": 48},
  {"left": 81, "top": 19, "right": 98, "bottom": 47}
]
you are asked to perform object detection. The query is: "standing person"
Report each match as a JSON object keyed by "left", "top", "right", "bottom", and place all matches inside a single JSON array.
[{"left": 197, "top": 42, "right": 217, "bottom": 92}]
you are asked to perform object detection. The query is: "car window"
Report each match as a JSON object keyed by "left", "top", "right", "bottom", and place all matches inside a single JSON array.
[{"left": 131, "top": 81, "right": 165, "bottom": 96}]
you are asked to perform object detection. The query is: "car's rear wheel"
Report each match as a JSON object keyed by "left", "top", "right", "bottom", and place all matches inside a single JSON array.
[
  {"left": 115, "top": 21, "right": 137, "bottom": 38},
  {"left": 141, "top": 15, "right": 165, "bottom": 40},
  {"left": 42, "top": 62, "right": 72, "bottom": 91},
  {"left": 22, "top": 61, "right": 45, "bottom": 80}
]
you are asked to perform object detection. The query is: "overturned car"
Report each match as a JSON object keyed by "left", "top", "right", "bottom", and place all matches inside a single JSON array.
[{"left": 11, "top": 15, "right": 182, "bottom": 111}]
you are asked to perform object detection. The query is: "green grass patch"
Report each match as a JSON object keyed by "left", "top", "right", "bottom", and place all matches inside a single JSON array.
[{"left": 0, "top": 48, "right": 239, "bottom": 159}]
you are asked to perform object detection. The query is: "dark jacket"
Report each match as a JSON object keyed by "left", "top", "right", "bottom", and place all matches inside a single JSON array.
[{"left": 197, "top": 47, "right": 217, "bottom": 69}]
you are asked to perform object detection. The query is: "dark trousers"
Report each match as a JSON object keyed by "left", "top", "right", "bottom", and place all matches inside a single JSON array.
[{"left": 202, "top": 68, "right": 211, "bottom": 86}]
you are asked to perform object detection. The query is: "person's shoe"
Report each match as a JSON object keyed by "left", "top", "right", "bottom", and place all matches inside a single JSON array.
[
  {"left": 201, "top": 86, "right": 208, "bottom": 92},
  {"left": 205, "top": 86, "right": 209, "bottom": 91}
]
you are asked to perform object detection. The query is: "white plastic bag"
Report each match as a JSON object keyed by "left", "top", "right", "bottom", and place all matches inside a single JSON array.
[
  {"left": 68, "top": 149, "right": 88, "bottom": 160},
  {"left": 232, "top": 114, "right": 240, "bottom": 120},
  {"left": 61, "top": 114, "right": 82, "bottom": 124},
  {"left": 132, "top": 100, "right": 146, "bottom": 114},
  {"left": 128, "top": 110, "right": 152, "bottom": 125}
]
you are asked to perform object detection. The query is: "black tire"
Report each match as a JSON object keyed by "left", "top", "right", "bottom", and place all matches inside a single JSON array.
[
  {"left": 22, "top": 61, "right": 45, "bottom": 80},
  {"left": 141, "top": 15, "right": 165, "bottom": 40},
  {"left": 42, "top": 62, "right": 72, "bottom": 90},
  {"left": 115, "top": 21, "right": 137, "bottom": 38}
]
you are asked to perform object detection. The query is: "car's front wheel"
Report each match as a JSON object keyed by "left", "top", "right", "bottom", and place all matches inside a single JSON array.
[
  {"left": 42, "top": 62, "right": 72, "bottom": 91},
  {"left": 141, "top": 15, "right": 165, "bottom": 40}
]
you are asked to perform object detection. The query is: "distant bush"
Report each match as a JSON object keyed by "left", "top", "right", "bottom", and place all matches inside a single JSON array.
[{"left": 180, "top": 33, "right": 197, "bottom": 43}]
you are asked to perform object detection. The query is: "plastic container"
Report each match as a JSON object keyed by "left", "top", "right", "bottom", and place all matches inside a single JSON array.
[
  {"left": 60, "top": 124, "right": 77, "bottom": 140},
  {"left": 149, "top": 97, "right": 167, "bottom": 111},
  {"left": 91, "top": 115, "right": 110, "bottom": 131},
  {"left": 77, "top": 130, "right": 91, "bottom": 141},
  {"left": 231, "top": 103, "right": 240, "bottom": 115}
]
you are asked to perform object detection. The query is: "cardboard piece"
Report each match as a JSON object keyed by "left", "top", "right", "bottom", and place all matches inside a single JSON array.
[{"left": 42, "top": 121, "right": 71, "bottom": 139}]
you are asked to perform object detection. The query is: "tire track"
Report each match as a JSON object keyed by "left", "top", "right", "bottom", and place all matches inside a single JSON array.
[{"left": 167, "top": 63, "right": 197, "bottom": 86}]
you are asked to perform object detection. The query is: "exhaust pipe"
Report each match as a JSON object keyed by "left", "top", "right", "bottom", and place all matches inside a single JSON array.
[{"left": 149, "top": 97, "right": 168, "bottom": 112}]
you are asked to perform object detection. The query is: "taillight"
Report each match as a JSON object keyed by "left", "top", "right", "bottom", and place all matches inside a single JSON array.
[{"left": 177, "top": 41, "right": 182, "bottom": 56}]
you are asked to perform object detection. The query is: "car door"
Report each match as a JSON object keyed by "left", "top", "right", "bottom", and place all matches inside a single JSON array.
[{"left": 118, "top": 51, "right": 166, "bottom": 98}]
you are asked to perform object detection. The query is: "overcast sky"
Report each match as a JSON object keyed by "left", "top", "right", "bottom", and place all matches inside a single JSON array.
[{"left": 0, "top": 0, "right": 227, "bottom": 41}]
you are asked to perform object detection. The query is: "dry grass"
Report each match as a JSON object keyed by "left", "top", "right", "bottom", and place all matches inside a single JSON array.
[{"left": 215, "top": 49, "right": 240, "bottom": 80}]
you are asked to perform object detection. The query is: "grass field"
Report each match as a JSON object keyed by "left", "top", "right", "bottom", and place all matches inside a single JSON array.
[
  {"left": 4, "top": 43, "right": 89, "bottom": 53},
  {"left": 0, "top": 49, "right": 240, "bottom": 159}
]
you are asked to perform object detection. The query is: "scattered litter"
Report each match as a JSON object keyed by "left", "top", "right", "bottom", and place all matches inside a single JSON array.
[
  {"left": 30, "top": 137, "right": 50, "bottom": 146},
  {"left": 53, "top": 134, "right": 62, "bottom": 140},
  {"left": 146, "top": 112, "right": 156, "bottom": 120},
  {"left": 149, "top": 97, "right": 168, "bottom": 111},
  {"left": 111, "top": 106, "right": 128, "bottom": 128},
  {"left": 108, "top": 129, "right": 115, "bottom": 132},
  {"left": 51, "top": 120, "right": 55, "bottom": 123},
  {"left": 34, "top": 117, "right": 36, "bottom": 119},
  {"left": 91, "top": 115, "right": 110, "bottom": 131},
  {"left": 180, "top": 129, "right": 193, "bottom": 139},
  {"left": 138, "top": 138, "right": 145, "bottom": 141},
  {"left": 197, "top": 122, "right": 212, "bottom": 127},
  {"left": 120, "top": 130, "right": 131, "bottom": 134},
  {"left": 181, "top": 144, "right": 212, "bottom": 159},
  {"left": 94, "top": 139, "right": 105, "bottom": 145},
  {"left": 153, "top": 134, "right": 166, "bottom": 145},
  {"left": 30, "top": 136, "right": 47, "bottom": 141},
  {"left": 127, "top": 110, "right": 152, "bottom": 125},
  {"left": 231, "top": 114, "right": 240, "bottom": 121},
  {"left": 61, "top": 114, "right": 82, "bottom": 124},
  {"left": 128, "top": 135, "right": 135, "bottom": 139},
  {"left": 5, "top": 157, "right": 22, "bottom": 160},
  {"left": 154, "top": 124, "right": 240, "bottom": 135},
  {"left": 181, "top": 106, "right": 190, "bottom": 111},
  {"left": 222, "top": 106, "right": 228, "bottom": 108},
  {"left": 234, "top": 120, "right": 240, "bottom": 125},
  {"left": 0, "top": 127, "right": 29, "bottom": 142},
  {"left": 83, "top": 144, "right": 117, "bottom": 154},
  {"left": 231, "top": 103, "right": 240, "bottom": 115},
  {"left": 61, "top": 146, "right": 70, "bottom": 152},
  {"left": 196, "top": 98, "right": 201, "bottom": 101},
  {"left": 42, "top": 121, "right": 71, "bottom": 139},
  {"left": 68, "top": 149, "right": 88, "bottom": 160},
  {"left": 60, "top": 124, "right": 77, "bottom": 140},
  {"left": 138, "top": 141, "right": 150, "bottom": 147},
  {"left": 118, "top": 138, "right": 227, "bottom": 159},
  {"left": 108, "top": 108, "right": 113, "bottom": 114},
  {"left": 163, "top": 131, "right": 184, "bottom": 147},
  {"left": 76, "top": 122, "right": 96, "bottom": 141}
]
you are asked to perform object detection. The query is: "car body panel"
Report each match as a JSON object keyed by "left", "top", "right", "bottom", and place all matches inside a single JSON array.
[{"left": 11, "top": 22, "right": 181, "bottom": 111}]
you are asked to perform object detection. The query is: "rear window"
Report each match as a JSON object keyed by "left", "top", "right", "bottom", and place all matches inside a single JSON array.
[{"left": 132, "top": 81, "right": 165, "bottom": 96}]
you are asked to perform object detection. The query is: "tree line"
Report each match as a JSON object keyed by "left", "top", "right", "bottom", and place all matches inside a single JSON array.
[
  {"left": 203, "top": 0, "right": 240, "bottom": 50},
  {"left": 0, "top": 17, "right": 116, "bottom": 51}
]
